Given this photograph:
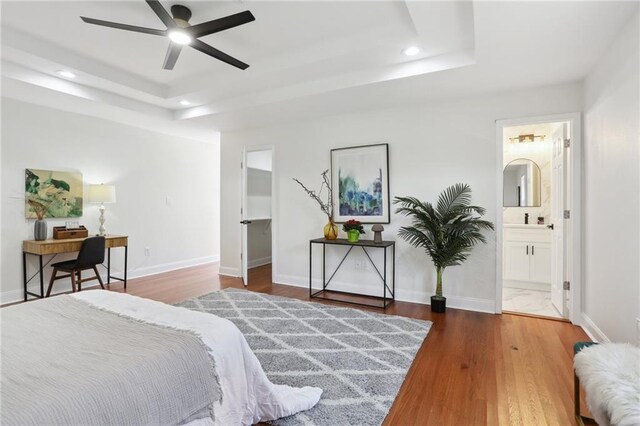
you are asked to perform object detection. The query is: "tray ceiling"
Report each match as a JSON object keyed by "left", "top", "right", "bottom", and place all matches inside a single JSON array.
[{"left": 1, "top": 1, "right": 636, "bottom": 137}]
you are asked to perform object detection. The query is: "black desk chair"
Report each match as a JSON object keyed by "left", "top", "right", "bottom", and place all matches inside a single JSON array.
[{"left": 46, "top": 236, "right": 106, "bottom": 297}]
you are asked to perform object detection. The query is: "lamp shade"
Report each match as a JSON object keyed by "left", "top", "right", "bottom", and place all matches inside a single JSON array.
[{"left": 88, "top": 184, "right": 116, "bottom": 204}]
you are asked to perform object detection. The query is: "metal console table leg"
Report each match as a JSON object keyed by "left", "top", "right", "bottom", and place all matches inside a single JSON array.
[{"left": 309, "top": 238, "right": 396, "bottom": 309}]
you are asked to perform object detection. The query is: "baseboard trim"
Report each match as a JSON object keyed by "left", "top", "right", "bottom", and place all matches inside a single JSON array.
[
  {"left": 580, "top": 313, "right": 610, "bottom": 343},
  {"left": 274, "top": 274, "right": 495, "bottom": 314},
  {"left": 126, "top": 255, "right": 219, "bottom": 280},
  {"left": 0, "top": 255, "right": 220, "bottom": 306},
  {"left": 0, "top": 289, "right": 24, "bottom": 306},
  {"left": 219, "top": 266, "right": 241, "bottom": 277},
  {"left": 248, "top": 256, "right": 272, "bottom": 269},
  {"left": 446, "top": 295, "right": 496, "bottom": 314}
]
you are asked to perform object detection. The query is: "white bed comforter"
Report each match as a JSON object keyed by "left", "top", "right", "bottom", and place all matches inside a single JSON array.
[{"left": 72, "top": 291, "right": 322, "bottom": 426}]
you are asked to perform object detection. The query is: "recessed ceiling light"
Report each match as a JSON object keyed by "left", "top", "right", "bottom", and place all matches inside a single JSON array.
[
  {"left": 403, "top": 46, "right": 420, "bottom": 57},
  {"left": 179, "top": 100, "right": 191, "bottom": 106},
  {"left": 56, "top": 70, "right": 76, "bottom": 79},
  {"left": 168, "top": 30, "right": 192, "bottom": 45}
]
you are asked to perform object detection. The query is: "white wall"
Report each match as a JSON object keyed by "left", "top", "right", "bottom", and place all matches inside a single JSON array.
[
  {"left": 246, "top": 165, "right": 272, "bottom": 268},
  {"left": 247, "top": 167, "right": 272, "bottom": 220},
  {"left": 247, "top": 150, "right": 273, "bottom": 172},
  {"left": 1, "top": 98, "right": 220, "bottom": 303},
  {"left": 248, "top": 220, "right": 272, "bottom": 268},
  {"left": 582, "top": 11, "right": 639, "bottom": 343},
  {"left": 220, "top": 83, "right": 582, "bottom": 312},
  {"left": 0, "top": 94, "right": 3, "bottom": 300}
]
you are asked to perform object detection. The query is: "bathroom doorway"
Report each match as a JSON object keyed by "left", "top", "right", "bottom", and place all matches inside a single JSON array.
[
  {"left": 240, "top": 147, "right": 273, "bottom": 286},
  {"left": 496, "top": 114, "right": 582, "bottom": 323}
]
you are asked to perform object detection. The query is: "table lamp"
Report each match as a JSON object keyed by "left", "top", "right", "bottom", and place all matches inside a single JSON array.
[{"left": 88, "top": 184, "right": 116, "bottom": 236}]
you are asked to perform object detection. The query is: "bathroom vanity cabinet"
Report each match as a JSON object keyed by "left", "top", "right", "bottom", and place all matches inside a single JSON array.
[{"left": 503, "top": 225, "right": 552, "bottom": 285}]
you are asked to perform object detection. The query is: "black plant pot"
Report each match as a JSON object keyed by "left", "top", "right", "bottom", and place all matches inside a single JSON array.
[{"left": 431, "top": 296, "right": 446, "bottom": 313}]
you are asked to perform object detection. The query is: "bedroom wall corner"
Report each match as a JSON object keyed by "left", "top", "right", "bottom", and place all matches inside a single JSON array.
[
  {"left": 219, "top": 82, "right": 582, "bottom": 311},
  {"left": 582, "top": 9, "right": 640, "bottom": 344},
  {"left": 0, "top": 93, "right": 3, "bottom": 294},
  {"left": 0, "top": 98, "right": 221, "bottom": 304}
]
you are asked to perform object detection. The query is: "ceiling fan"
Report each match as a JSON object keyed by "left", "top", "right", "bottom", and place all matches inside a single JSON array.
[{"left": 80, "top": 0, "right": 255, "bottom": 70}]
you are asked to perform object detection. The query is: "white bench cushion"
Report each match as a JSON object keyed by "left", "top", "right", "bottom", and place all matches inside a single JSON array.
[{"left": 574, "top": 343, "right": 640, "bottom": 426}]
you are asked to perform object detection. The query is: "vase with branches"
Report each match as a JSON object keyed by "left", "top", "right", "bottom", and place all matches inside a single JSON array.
[
  {"left": 394, "top": 183, "right": 494, "bottom": 312},
  {"left": 27, "top": 198, "right": 50, "bottom": 241},
  {"left": 293, "top": 170, "right": 338, "bottom": 239}
]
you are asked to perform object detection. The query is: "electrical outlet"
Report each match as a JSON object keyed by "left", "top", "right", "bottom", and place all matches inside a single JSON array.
[{"left": 144, "top": 247, "right": 150, "bottom": 256}]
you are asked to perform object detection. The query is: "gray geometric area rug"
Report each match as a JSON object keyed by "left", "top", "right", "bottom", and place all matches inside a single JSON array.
[{"left": 177, "top": 288, "right": 432, "bottom": 425}]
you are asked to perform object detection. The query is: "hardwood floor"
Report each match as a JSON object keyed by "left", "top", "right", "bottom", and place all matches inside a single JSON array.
[{"left": 88, "top": 263, "right": 593, "bottom": 425}]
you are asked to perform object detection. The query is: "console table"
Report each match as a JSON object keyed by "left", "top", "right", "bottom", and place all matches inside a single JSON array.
[
  {"left": 22, "top": 235, "right": 128, "bottom": 301},
  {"left": 309, "top": 238, "right": 395, "bottom": 309}
]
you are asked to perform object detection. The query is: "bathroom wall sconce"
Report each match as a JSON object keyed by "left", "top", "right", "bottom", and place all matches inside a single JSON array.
[{"left": 508, "top": 134, "right": 546, "bottom": 143}]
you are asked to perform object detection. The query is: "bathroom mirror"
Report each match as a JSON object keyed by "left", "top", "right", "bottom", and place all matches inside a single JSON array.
[{"left": 503, "top": 159, "right": 541, "bottom": 207}]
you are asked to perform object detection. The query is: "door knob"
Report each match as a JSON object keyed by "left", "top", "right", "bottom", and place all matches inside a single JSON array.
[{"left": 547, "top": 224, "right": 554, "bottom": 230}]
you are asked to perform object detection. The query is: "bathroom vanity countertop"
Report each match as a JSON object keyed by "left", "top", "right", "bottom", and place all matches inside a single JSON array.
[{"left": 503, "top": 224, "right": 550, "bottom": 230}]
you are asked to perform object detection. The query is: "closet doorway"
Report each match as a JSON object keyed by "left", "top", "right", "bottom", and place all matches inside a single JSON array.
[
  {"left": 496, "top": 113, "right": 582, "bottom": 324},
  {"left": 240, "top": 147, "right": 273, "bottom": 286}
]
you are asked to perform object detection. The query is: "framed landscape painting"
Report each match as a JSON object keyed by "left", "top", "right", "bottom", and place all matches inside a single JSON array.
[
  {"left": 25, "top": 169, "right": 83, "bottom": 219},
  {"left": 331, "top": 143, "right": 390, "bottom": 224}
]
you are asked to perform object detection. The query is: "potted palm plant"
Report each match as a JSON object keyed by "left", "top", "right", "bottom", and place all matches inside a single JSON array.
[{"left": 394, "top": 183, "right": 494, "bottom": 313}]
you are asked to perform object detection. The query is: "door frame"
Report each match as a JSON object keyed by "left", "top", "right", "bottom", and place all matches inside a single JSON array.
[
  {"left": 241, "top": 145, "right": 277, "bottom": 285},
  {"left": 495, "top": 112, "right": 582, "bottom": 324}
]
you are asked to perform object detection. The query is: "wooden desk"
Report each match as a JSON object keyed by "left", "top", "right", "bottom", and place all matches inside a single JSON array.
[{"left": 23, "top": 235, "right": 128, "bottom": 301}]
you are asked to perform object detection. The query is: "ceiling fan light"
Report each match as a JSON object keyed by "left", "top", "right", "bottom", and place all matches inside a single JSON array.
[{"left": 168, "top": 30, "right": 192, "bottom": 45}]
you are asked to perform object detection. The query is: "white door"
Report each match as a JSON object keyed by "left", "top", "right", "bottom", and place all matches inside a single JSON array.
[
  {"left": 529, "top": 242, "right": 552, "bottom": 284},
  {"left": 240, "top": 148, "right": 249, "bottom": 286},
  {"left": 504, "top": 241, "right": 530, "bottom": 282},
  {"left": 550, "top": 124, "right": 567, "bottom": 316}
]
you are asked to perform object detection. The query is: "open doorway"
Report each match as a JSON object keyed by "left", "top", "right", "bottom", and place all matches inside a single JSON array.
[
  {"left": 496, "top": 114, "right": 581, "bottom": 323},
  {"left": 241, "top": 148, "right": 273, "bottom": 286}
]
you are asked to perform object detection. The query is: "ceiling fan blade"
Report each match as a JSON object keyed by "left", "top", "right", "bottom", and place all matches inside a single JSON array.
[
  {"left": 81, "top": 17, "right": 166, "bottom": 36},
  {"left": 163, "top": 43, "right": 183, "bottom": 70},
  {"left": 186, "top": 11, "right": 255, "bottom": 38},
  {"left": 190, "top": 39, "right": 249, "bottom": 70},
  {"left": 145, "top": 0, "right": 176, "bottom": 28}
]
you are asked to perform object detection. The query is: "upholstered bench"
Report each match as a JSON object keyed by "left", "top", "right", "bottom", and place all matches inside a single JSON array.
[{"left": 574, "top": 342, "right": 640, "bottom": 426}]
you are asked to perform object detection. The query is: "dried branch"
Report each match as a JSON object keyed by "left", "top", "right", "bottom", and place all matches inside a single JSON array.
[
  {"left": 27, "top": 199, "right": 49, "bottom": 220},
  {"left": 293, "top": 170, "right": 334, "bottom": 219}
]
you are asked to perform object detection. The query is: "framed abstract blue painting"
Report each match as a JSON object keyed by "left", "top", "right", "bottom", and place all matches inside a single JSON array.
[{"left": 331, "top": 143, "right": 390, "bottom": 224}]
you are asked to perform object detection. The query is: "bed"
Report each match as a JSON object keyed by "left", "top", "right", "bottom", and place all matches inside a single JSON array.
[{"left": 0, "top": 290, "right": 322, "bottom": 425}]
